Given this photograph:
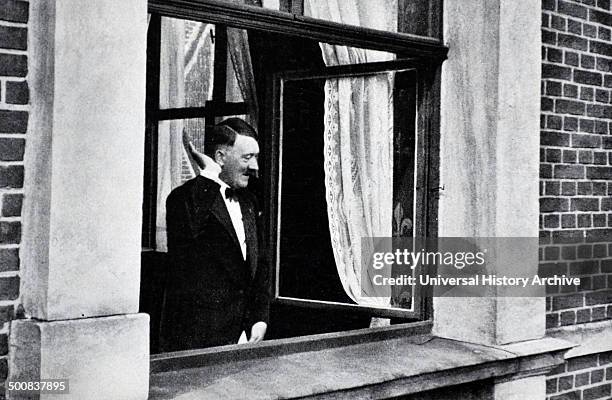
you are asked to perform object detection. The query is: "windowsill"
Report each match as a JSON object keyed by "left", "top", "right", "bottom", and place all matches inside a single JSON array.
[
  {"left": 149, "top": 323, "right": 574, "bottom": 399},
  {"left": 547, "top": 319, "right": 612, "bottom": 359}
]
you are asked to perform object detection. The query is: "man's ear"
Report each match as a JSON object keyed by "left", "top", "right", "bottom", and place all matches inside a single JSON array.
[{"left": 214, "top": 148, "right": 225, "bottom": 166}]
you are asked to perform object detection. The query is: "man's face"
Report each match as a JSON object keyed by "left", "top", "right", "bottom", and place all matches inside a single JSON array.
[{"left": 218, "top": 134, "right": 259, "bottom": 189}]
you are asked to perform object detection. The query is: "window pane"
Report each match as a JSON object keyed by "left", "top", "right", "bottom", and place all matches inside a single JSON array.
[
  {"left": 277, "top": 69, "right": 419, "bottom": 312},
  {"left": 159, "top": 17, "right": 215, "bottom": 109}
]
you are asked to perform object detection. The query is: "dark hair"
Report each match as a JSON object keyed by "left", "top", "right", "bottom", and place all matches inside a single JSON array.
[{"left": 204, "top": 118, "right": 258, "bottom": 158}]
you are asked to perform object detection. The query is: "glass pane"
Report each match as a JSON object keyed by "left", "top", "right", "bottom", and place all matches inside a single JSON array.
[
  {"left": 277, "top": 69, "right": 419, "bottom": 311},
  {"left": 159, "top": 17, "right": 215, "bottom": 109}
]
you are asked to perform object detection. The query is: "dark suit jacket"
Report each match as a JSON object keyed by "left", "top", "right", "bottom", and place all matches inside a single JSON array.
[{"left": 159, "top": 175, "right": 269, "bottom": 351}]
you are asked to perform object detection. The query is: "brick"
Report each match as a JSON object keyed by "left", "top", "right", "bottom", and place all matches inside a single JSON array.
[
  {"left": 0, "top": 25, "right": 26, "bottom": 51},
  {"left": 584, "top": 0, "right": 597, "bottom": 6},
  {"left": 599, "top": 26, "right": 611, "bottom": 41},
  {"left": 601, "top": 351, "right": 612, "bottom": 365},
  {"left": 581, "top": 86, "right": 594, "bottom": 101},
  {"left": 596, "top": 57, "right": 612, "bottom": 73},
  {"left": 562, "top": 213, "right": 577, "bottom": 228},
  {"left": 587, "top": 104, "right": 612, "bottom": 118},
  {"left": 562, "top": 181, "right": 577, "bottom": 195},
  {"left": 0, "top": 276, "right": 19, "bottom": 300},
  {"left": 589, "top": 9, "right": 612, "bottom": 25},
  {"left": 540, "top": 262, "right": 568, "bottom": 277},
  {"left": 564, "top": 117, "right": 578, "bottom": 131},
  {"left": 586, "top": 228, "right": 612, "bottom": 242},
  {"left": 596, "top": 89, "right": 610, "bottom": 103},
  {"left": 547, "top": 148, "right": 562, "bottom": 163},
  {"left": 0, "top": 110, "right": 27, "bottom": 133},
  {"left": 0, "top": 221, "right": 20, "bottom": 244},
  {"left": 0, "top": 248, "right": 18, "bottom": 273},
  {"left": 563, "top": 149, "right": 577, "bottom": 163},
  {"left": 575, "top": 69, "right": 603, "bottom": 85},
  {"left": 555, "top": 164, "right": 585, "bottom": 179},
  {"left": 552, "top": 15, "right": 567, "bottom": 31},
  {"left": 568, "top": 19, "right": 582, "bottom": 35},
  {"left": 594, "top": 120, "right": 609, "bottom": 134},
  {"left": 548, "top": 115, "right": 563, "bottom": 129},
  {"left": 570, "top": 260, "right": 598, "bottom": 274},
  {"left": 546, "top": 181, "right": 561, "bottom": 196},
  {"left": 596, "top": 0, "right": 610, "bottom": 9},
  {"left": 542, "top": 97, "right": 554, "bottom": 111},
  {"left": 559, "top": 0, "right": 588, "bottom": 18},
  {"left": 557, "top": 99, "right": 585, "bottom": 115},
  {"left": 543, "top": 64, "right": 571, "bottom": 80},
  {"left": 0, "top": 358, "right": 6, "bottom": 380},
  {"left": 5, "top": 81, "right": 28, "bottom": 105},
  {"left": 542, "top": 197, "right": 570, "bottom": 212},
  {"left": 544, "top": 0, "right": 556, "bottom": 10},
  {"left": 592, "top": 305, "right": 606, "bottom": 319},
  {"left": 601, "top": 259, "right": 612, "bottom": 272},
  {"left": 543, "top": 12, "right": 550, "bottom": 28},
  {"left": 593, "top": 182, "right": 607, "bottom": 194},
  {"left": 571, "top": 198, "right": 599, "bottom": 211},
  {"left": 579, "top": 276, "right": 592, "bottom": 290},
  {"left": 0, "top": 138, "right": 25, "bottom": 161},
  {"left": 559, "top": 33, "right": 589, "bottom": 51},
  {"left": 578, "top": 182, "right": 592, "bottom": 195},
  {"left": 577, "top": 244, "right": 592, "bottom": 258},
  {"left": 542, "top": 131, "right": 570, "bottom": 146},
  {"left": 0, "top": 334, "right": 6, "bottom": 356},
  {"left": 0, "top": 0, "right": 29, "bottom": 23},
  {"left": 0, "top": 165, "right": 23, "bottom": 188},
  {"left": 581, "top": 54, "right": 595, "bottom": 69},
  {"left": 606, "top": 74, "right": 612, "bottom": 88},
  {"left": 577, "top": 308, "right": 591, "bottom": 323},
  {"left": 578, "top": 150, "right": 593, "bottom": 164},
  {"left": 566, "top": 51, "right": 580, "bottom": 66},
  {"left": 593, "top": 275, "right": 606, "bottom": 290},
  {"left": 587, "top": 166, "right": 612, "bottom": 179},
  {"left": 553, "top": 293, "right": 584, "bottom": 310},
  {"left": 579, "top": 118, "right": 595, "bottom": 133},
  {"left": 542, "top": 163, "right": 553, "bottom": 179},
  {"left": 604, "top": 136, "right": 612, "bottom": 149},
  {"left": 0, "top": 53, "right": 26, "bottom": 77},
  {"left": 546, "top": 312, "right": 559, "bottom": 328},
  {"left": 545, "top": 242, "right": 560, "bottom": 256},
  {"left": 583, "top": 384, "right": 611, "bottom": 400},
  {"left": 592, "top": 369, "right": 604, "bottom": 384},
  {"left": 560, "top": 310, "right": 576, "bottom": 325},
  {"left": 593, "top": 244, "right": 606, "bottom": 257},
  {"left": 2, "top": 193, "right": 22, "bottom": 217},
  {"left": 591, "top": 40, "right": 612, "bottom": 57},
  {"left": 0, "top": 305, "right": 14, "bottom": 324},
  {"left": 572, "top": 134, "right": 601, "bottom": 148},
  {"left": 546, "top": 377, "right": 558, "bottom": 394},
  {"left": 578, "top": 213, "right": 592, "bottom": 227},
  {"left": 558, "top": 375, "right": 573, "bottom": 391},
  {"left": 603, "top": 197, "right": 612, "bottom": 211},
  {"left": 553, "top": 230, "right": 584, "bottom": 244},
  {"left": 547, "top": 81, "right": 563, "bottom": 96},
  {"left": 576, "top": 371, "right": 590, "bottom": 387},
  {"left": 585, "top": 290, "right": 612, "bottom": 305},
  {"left": 584, "top": 23, "right": 598, "bottom": 38}
]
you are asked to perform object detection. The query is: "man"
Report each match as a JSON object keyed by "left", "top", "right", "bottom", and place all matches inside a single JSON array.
[{"left": 160, "top": 118, "right": 269, "bottom": 351}]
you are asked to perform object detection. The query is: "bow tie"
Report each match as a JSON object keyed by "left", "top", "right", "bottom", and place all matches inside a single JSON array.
[{"left": 224, "top": 187, "right": 239, "bottom": 200}]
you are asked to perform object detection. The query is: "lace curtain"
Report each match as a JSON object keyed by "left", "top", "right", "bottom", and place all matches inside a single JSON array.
[{"left": 304, "top": 0, "right": 397, "bottom": 311}]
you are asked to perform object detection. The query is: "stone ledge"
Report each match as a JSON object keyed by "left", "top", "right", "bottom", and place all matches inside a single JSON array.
[
  {"left": 547, "top": 319, "right": 612, "bottom": 359},
  {"left": 149, "top": 333, "right": 573, "bottom": 400}
]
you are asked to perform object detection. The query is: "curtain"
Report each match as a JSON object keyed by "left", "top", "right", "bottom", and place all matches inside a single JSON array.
[
  {"left": 305, "top": 0, "right": 397, "bottom": 313},
  {"left": 156, "top": 17, "right": 186, "bottom": 252},
  {"left": 228, "top": 28, "right": 259, "bottom": 129}
]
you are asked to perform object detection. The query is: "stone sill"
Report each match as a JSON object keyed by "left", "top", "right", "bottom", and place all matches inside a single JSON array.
[
  {"left": 149, "top": 323, "right": 574, "bottom": 399},
  {"left": 547, "top": 319, "right": 612, "bottom": 359}
]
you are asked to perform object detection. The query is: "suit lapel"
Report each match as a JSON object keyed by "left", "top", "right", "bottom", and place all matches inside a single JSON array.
[{"left": 190, "top": 176, "right": 241, "bottom": 255}]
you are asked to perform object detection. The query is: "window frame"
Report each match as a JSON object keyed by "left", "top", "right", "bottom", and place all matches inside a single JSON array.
[
  {"left": 271, "top": 59, "right": 437, "bottom": 320},
  {"left": 144, "top": 0, "right": 446, "bottom": 337}
]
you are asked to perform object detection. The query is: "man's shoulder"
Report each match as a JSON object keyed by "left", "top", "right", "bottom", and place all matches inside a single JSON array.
[{"left": 167, "top": 176, "right": 219, "bottom": 202}]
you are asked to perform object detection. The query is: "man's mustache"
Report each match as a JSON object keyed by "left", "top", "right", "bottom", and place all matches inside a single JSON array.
[{"left": 246, "top": 169, "right": 259, "bottom": 179}]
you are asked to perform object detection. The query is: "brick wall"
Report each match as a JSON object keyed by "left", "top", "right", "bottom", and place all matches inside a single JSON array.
[
  {"left": 0, "top": 0, "right": 28, "bottom": 398},
  {"left": 540, "top": 0, "right": 612, "bottom": 330},
  {"left": 541, "top": 1, "right": 612, "bottom": 399}
]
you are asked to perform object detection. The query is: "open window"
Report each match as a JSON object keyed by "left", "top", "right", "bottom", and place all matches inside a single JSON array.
[{"left": 141, "top": 0, "right": 446, "bottom": 353}]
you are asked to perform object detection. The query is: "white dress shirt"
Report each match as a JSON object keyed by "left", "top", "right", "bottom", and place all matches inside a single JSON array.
[{"left": 199, "top": 155, "right": 247, "bottom": 261}]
